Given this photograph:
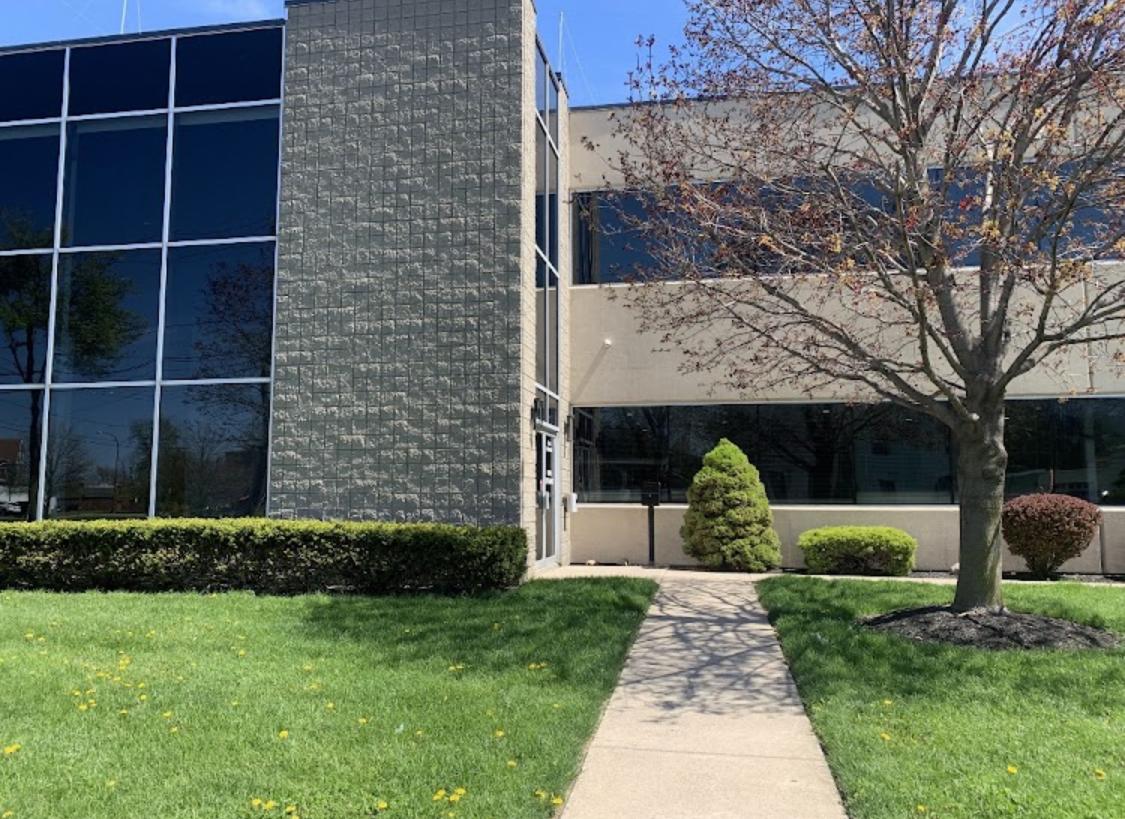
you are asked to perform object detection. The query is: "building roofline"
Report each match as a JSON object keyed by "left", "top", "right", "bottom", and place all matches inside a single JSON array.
[{"left": 0, "top": 18, "right": 285, "bottom": 57}]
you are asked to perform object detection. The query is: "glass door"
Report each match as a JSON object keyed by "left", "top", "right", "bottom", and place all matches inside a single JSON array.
[{"left": 535, "top": 430, "right": 559, "bottom": 563}]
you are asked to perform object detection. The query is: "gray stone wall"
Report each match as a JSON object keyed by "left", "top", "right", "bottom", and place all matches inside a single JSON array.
[{"left": 270, "top": 0, "right": 527, "bottom": 524}]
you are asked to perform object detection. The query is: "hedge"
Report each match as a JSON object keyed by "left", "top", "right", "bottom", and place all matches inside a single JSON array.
[
  {"left": 798, "top": 525, "right": 917, "bottom": 576},
  {"left": 0, "top": 518, "right": 528, "bottom": 595},
  {"left": 1003, "top": 493, "right": 1101, "bottom": 579}
]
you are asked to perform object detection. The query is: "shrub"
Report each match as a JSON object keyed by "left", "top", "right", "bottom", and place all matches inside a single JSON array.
[
  {"left": 1002, "top": 493, "right": 1101, "bottom": 579},
  {"left": 681, "top": 438, "right": 781, "bottom": 571},
  {"left": 0, "top": 518, "right": 527, "bottom": 594},
  {"left": 798, "top": 526, "right": 917, "bottom": 576}
]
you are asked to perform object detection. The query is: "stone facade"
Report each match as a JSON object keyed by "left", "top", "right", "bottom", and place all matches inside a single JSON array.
[{"left": 271, "top": 0, "right": 529, "bottom": 524}]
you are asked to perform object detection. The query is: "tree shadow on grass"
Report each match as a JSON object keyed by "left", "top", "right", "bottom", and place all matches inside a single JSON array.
[{"left": 296, "top": 578, "right": 656, "bottom": 688}]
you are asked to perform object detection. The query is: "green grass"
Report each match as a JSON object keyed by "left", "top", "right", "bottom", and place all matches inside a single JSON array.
[
  {"left": 0, "top": 578, "right": 655, "bottom": 819},
  {"left": 758, "top": 577, "right": 1125, "bottom": 819}
]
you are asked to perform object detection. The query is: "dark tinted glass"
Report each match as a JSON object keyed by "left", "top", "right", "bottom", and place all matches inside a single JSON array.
[
  {"left": 535, "top": 128, "right": 547, "bottom": 252},
  {"left": 45, "top": 386, "right": 153, "bottom": 519},
  {"left": 62, "top": 116, "right": 167, "bottom": 247},
  {"left": 535, "top": 257, "right": 547, "bottom": 386},
  {"left": 573, "top": 191, "right": 659, "bottom": 284},
  {"left": 0, "top": 50, "right": 64, "bottom": 122},
  {"left": 1094, "top": 400, "right": 1125, "bottom": 504},
  {"left": 163, "top": 242, "right": 275, "bottom": 380},
  {"left": 0, "top": 125, "right": 60, "bottom": 250},
  {"left": 156, "top": 383, "right": 269, "bottom": 517},
  {"left": 175, "top": 28, "right": 283, "bottom": 107},
  {"left": 0, "top": 389, "right": 39, "bottom": 521},
  {"left": 53, "top": 249, "right": 161, "bottom": 382},
  {"left": 68, "top": 39, "right": 171, "bottom": 116},
  {"left": 170, "top": 107, "right": 279, "bottom": 241},
  {"left": 0, "top": 254, "right": 52, "bottom": 384}
]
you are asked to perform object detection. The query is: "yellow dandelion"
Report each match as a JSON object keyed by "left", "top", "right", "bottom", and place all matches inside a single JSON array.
[
  {"left": 432, "top": 788, "right": 447, "bottom": 801},
  {"left": 414, "top": 729, "right": 424, "bottom": 737},
  {"left": 533, "top": 788, "right": 548, "bottom": 800},
  {"left": 492, "top": 622, "right": 501, "bottom": 631},
  {"left": 1094, "top": 769, "right": 1106, "bottom": 781},
  {"left": 879, "top": 732, "right": 891, "bottom": 742},
  {"left": 285, "top": 807, "right": 299, "bottom": 816},
  {"left": 230, "top": 700, "right": 240, "bottom": 707},
  {"left": 2, "top": 811, "right": 12, "bottom": 818},
  {"left": 162, "top": 711, "right": 173, "bottom": 719},
  {"left": 551, "top": 795, "right": 564, "bottom": 806},
  {"left": 325, "top": 701, "right": 335, "bottom": 710},
  {"left": 138, "top": 694, "right": 148, "bottom": 702},
  {"left": 136, "top": 682, "right": 145, "bottom": 689},
  {"left": 3, "top": 744, "right": 21, "bottom": 756},
  {"left": 77, "top": 703, "right": 89, "bottom": 712},
  {"left": 106, "top": 779, "right": 117, "bottom": 789},
  {"left": 448, "top": 793, "right": 462, "bottom": 804},
  {"left": 278, "top": 729, "right": 289, "bottom": 740},
  {"left": 882, "top": 699, "right": 893, "bottom": 706},
  {"left": 507, "top": 759, "right": 518, "bottom": 769},
  {"left": 1007, "top": 765, "right": 1018, "bottom": 775},
  {"left": 237, "top": 649, "right": 247, "bottom": 658},
  {"left": 552, "top": 703, "right": 562, "bottom": 709},
  {"left": 376, "top": 800, "right": 389, "bottom": 811},
  {"left": 358, "top": 717, "right": 369, "bottom": 726},
  {"left": 118, "top": 709, "right": 129, "bottom": 717},
  {"left": 250, "top": 798, "right": 263, "bottom": 809},
  {"left": 493, "top": 729, "right": 505, "bottom": 738},
  {"left": 453, "top": 787, "right": 466, "bottom": 796},
  {"left": 169, "top": 726, "right": 180, "bottom": 734},
  {"left": 915, "top": 806, "right": 927, "bottom": 815},
  {"left": 263, "top": 801, "right": 277, "bottom": 812},
  {"left": 302, "top": 663, "right": 314, "bottom": 673}
]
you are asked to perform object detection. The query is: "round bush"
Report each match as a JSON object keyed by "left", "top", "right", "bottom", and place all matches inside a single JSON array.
[
  {"left": 1002, "top": 493, "right": 1101, "bottom": 579},
  {"left": 798, "top": 526, "right": 917, "bottom": 576},
  {"left": 680, "top": 438, "right": 781, "bottom": 572}
]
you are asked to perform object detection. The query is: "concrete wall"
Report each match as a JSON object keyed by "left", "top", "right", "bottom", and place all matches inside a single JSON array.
[
  {"left": 570, "top": 504, "right": 1123, "bottom": 574},
  {"left": 271, "top": 0, "right": 528, "bottom": 524}
]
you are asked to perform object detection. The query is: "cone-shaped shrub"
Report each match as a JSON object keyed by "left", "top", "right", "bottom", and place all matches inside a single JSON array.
[{"left": 681, "top": 438, "right": 781, "bottom": 571}]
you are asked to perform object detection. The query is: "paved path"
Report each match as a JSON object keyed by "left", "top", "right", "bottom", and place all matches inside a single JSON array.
[{"left": 549, "top": 567, "right": 847, "bottom": 819}]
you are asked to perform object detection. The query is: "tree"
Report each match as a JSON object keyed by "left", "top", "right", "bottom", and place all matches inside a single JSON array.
[
  {"left": 605, "top": 0, "right": 1125, "bottom": 610},
  {"left": 682, "top": 438, "right": 782, "bottom": 571}
]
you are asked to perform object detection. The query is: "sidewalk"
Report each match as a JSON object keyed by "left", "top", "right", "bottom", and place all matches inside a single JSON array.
[{"left": 549, "top": 567, "right": 846, "bottom": 819}]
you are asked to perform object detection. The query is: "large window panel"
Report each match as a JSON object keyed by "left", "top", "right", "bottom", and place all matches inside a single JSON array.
[
  {"left": 156, "top": 383, "right": 268, "bottom": 517},
  {"left": 0, "top": 50, "right": 65, "bottom": 123},
  {"left": 163, "top": 242, "right": 275, "bottom": 380},
  {"left": 573, "top": 191, "right": 660, "bottom": 284},
  {"left": 52, "top": 249, "right": 161, "bottom": 383},
  {"left": 170, "top": 107, "right": 279, "bottom": 241},
  {"left": 68, "top": 39, "right": 171, "bottom": 116},
  {"left": 535, "top": 128, "right": 548, "bottom": 253},
  {"left": 0, "top": 125, "right": 61, "bottom": 251},
  {"left": 45, "top": 386, "right": 154, "bottom": 519},
  {"left": 174, "top": 29, "right": 283, "bottom": 108},
  {"left": 62, "top": 116, "right": 167, "bottom": 247},
  {"left": 0, "top": 390, "right": 40, "bottom": 521},
  {"left": 1094, "top": 400, "right": 1125, "bottom": 504},
  {"left": 0, "top": 254, "right": 52, "bottom": 385}
]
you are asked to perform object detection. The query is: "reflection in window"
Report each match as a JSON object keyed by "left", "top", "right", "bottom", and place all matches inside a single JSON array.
[
  {"left": 573, "top": 191, "right": 659, "bottom": 284},
  {"left": 68, "top": 39, "right": 171, "bottom": 116},
  {"left": 156, "top": 383, "right": 268, "bottom": 517},
  {"left": 170, "top": 107, "right": 280, "bottom": 241},
  {"left": 175, "top": 29, "right": 283, "bottom": 108},
  {"left": 536, "top": 128, "right": 547, "bottom": 253},
  {"left": 45, "top": 386, "right": 153, "bottom": 518},
  {"left": 0, "top": 50, "right": 65, "bottom": 123},
  {"left": 63, "top": 116, "right": 167, "bottom": 247},
  {"left": 0, "top": 390, "right": 39, "bottom": 521},
  {"left": 0, "top": 125, "right": 60, "bottom": 251},
  {"left": 53, "top": 250, "right": 161, "bottom": 383},
  {"left": 0, "top": 254, "right": 52, "bottom": 385},
  {"left": 163, "top": 242, "right": 275, "bottom": 380}
]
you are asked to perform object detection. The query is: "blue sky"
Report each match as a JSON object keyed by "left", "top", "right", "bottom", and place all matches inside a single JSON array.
[{"left": 0, "top": 0, "right": 688, "bottom": 106}]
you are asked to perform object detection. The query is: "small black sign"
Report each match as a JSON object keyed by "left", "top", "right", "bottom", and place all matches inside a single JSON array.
[{"left": 640, "top": 482, "right": 662, "bottom": 507}]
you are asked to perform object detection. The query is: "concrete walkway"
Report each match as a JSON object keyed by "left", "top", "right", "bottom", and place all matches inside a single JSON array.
[{"left": 548, "top": 567, "right": 847, "bottom": 819}]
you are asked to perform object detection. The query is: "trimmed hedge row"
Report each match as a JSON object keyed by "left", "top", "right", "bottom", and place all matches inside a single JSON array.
[
  {"left": 0, "top": 518, "right": 528, "bottom": 594},
  {"left": 798, "top": 525, "right": 917, "bottom": 576}
]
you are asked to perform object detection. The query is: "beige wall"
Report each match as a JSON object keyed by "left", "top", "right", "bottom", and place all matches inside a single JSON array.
[{"left": 570, "top": 503, "right": 1119, "bottom": 574}]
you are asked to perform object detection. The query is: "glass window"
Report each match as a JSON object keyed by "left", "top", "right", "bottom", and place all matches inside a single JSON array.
[
  {"left": 548, "top": 149, "right": 559, "bottom": 267},
  {"left": 0, "top": 50, "right": 65, "bottom": 123},
  {"left": 0, "top": 254, "right": 52, "bottom": 385},
  {"left": 68, "top": 39, "right": 171, "bottom": 116},
  {"left": 548, "top": 75, "right": 559, "bottom": 144},
  {"left": 163, "top": 242, "right": 275, "bottom": 380},
  {"left": 156, "top": 383, "right": 268, "bottom": 517},
  {"left": 0, "top": 125, "right": 60, "bottom": 251},
  {"left": 535, "top": 49, "right": 548, "bottom": 123},
  {"left": 547, "top": 269, "right": 559, "bottom": 392},
  {"left": 62, "top": 116, "right": 167, "bottom": 247},
  {"left": 170, "top": 107, "right": 279, "bottom": 241},
  {"left": 53, "top": 249, "right": 161, "bottom": 383},
  {"left": 1094, "top": 400, "right": 1125, "bottom": 505},
  {"left": 573, "top": 191, "right": 659, "bottom": 284},
  {"left": 535, "top": 257, "right": 548, "bottom": 387},
  {"left": 0, "top": 389, "right": 39, "bottom": 521},
  {"left": 45, "top": 386, "right": 153, "bottom": 518},
  {"left": 536, "top": 128, "right": 547, "bottom": 253},
  {"left": 175, "top": 29, "right": 283, "bottom": 108}
]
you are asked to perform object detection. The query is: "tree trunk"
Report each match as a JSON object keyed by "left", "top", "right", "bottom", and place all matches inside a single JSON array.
[{"left": 952, "top": 408, "right": 1008, "bottom": 612}]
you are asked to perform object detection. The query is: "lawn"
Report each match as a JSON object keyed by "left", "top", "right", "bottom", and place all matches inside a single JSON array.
[
  {"left": 0, "top": 578, "right": 655, "bottom": 819},
  {"left": 758, "top": 577, "right": 1125, "bottom": 819}
]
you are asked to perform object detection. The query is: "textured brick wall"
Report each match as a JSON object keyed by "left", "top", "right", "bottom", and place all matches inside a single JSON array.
[{"left": 271, "top": 0, "right": 527, "bottom": 524}]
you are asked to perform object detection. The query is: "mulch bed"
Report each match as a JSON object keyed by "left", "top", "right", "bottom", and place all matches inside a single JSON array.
[{"left": 862, "top": 606, "right": 1121, "bottom": 650}]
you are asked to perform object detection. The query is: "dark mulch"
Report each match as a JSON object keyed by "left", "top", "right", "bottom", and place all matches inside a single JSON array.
[{"left": 862, "top": 605, "right": 1121, "bottom": 650}]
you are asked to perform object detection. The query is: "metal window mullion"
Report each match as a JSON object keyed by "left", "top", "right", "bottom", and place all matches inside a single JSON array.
[
  {"left": 168, "top": 234, "right": 276, "bottom": 249},
  {"left": 146, "top": 36, "right": 178, "bottom": 518},
  {"left": 0, "top": 116, "right": 62, "bottom": 130},
  {"left": 172, "top": 98, "right": 282, "bottom": 116},
  {"left": 67, "top": 107, "right": 168, "bottom": 123},
  {"left": 60, "top": 241, "right": 163, "bottom": 254},
  {"left": 0, "top": 248, "right": 54, "bottom": 258},
  {"left": 262, "top": 24, "right": 287, "bottom": 517},
  {"left": 35, "top": 47, "right": 71, "bottom": 521}
]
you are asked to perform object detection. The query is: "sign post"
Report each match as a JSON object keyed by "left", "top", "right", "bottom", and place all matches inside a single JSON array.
[{"left": 640, "top": 482, "right": 661, "bottom": 565}]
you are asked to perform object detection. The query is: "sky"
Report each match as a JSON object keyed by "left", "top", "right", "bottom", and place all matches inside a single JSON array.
[{"left": 0, "top": 0, "right": 689, "bottom": 106}]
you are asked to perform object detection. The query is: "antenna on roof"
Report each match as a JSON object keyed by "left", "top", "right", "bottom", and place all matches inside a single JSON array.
[
  {"left": 558, "top": 11, "right": 565, "bottom": 77},
  {"left": 119, "top": 0, "right": 128, "bottom": 34}
]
